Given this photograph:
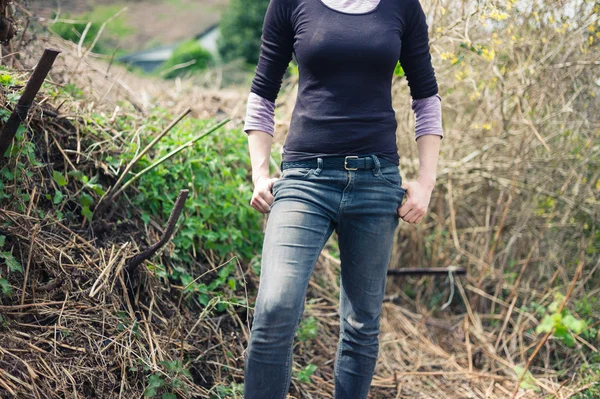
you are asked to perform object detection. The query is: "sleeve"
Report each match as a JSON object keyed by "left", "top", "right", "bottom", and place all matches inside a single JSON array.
[
  {"left": 249, "top": 0, "right": 295, "bottom": 103},
  {"left": 412, "top": 93, "right": 444, "bottom": 141},
  {"left": 399, "top": 0, "right": 438, "bottom": 100},
  {"left": 243, "top": 92, "right": 276, "bottom": 136}
]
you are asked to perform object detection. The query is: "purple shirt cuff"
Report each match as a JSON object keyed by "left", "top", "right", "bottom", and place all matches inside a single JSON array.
[
  {"left": 243, "top": 91, "right": 276, "bottom": 136},
  {"left": 243, "top": 91, "right": 443, "bottom": 142},
  {"left": 412, "top": 93, "right": 443, "bottom": 141}
]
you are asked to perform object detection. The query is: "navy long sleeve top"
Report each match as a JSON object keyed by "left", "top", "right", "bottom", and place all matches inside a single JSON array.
[{"left": 249, "top": 0, "right": 439, "bottom": 165}]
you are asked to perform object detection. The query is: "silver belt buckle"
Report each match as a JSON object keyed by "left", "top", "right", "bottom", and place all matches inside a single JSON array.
[{"left": 344, "top": 156, "right": 359, "bottom": 171}]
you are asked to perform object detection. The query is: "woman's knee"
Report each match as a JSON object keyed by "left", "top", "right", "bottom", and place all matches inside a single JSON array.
[
  {"left": 341, "top": 312, "right": 382, "bottom": 344},
  {"left": 252, "top": 292, "right": 303, "bottom": 337}
]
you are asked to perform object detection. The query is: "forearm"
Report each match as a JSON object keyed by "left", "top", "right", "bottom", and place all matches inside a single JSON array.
[
  {"left": 247, "top": 130, "right": 273, "bottom": 184},
  {"left": 416, "top": 134, "right": 441, "bottom": 190}
]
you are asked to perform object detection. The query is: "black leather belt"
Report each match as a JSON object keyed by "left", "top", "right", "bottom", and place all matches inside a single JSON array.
[{"left": 281, "top": 156, "right": 396, "bottom": 171}]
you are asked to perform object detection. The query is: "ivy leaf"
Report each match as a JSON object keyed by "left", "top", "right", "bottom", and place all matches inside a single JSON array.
[
  {"left": 80, "top": 193, "right": 94, "bottom": 208},
  {"left": 171, "top": 379, "right": 186, "bottom": 389},
  {"left": 536, "top": 315, "right": 555, "bottom": 334},
  {"left": 216, "top": 302, "right": 227, "bottom": 312},
  {"left": 0, "top": 168, "right": 13, "bottom": 180},
  {"left": 298, "top": 364, "right": 318, "bottom": 383},
  {"left": 0, "top": 235, "right": 4, "bottom": 248},
  {"left": 88, "top": 183, "right": 105, "bottom": 196},
  {"left": 198, "top": 293, "right": 210, "bottom": 306},
  {"left": 162, "top": 393, "right": 176, "bottom": 399},
  {"left": 53, "top": 190, "right": 64, "bottom": 205},
  {"left": 1, "top": 252, "right": 22, "bottom": 272},
  {"left": 81, "top": 206, "right": 93, "bottom": 221},
  {"left": 514, "top": 366, "right": 540, "bottom": 392},
  {"left": 52, "top": 170, "right": 68, "bottom": 187},
  {"left": 562, "top": 314, "right": 586, "bottom": 334},
  {"left": 68, "top": 170, "right": 84, "bottom": 180},
  {"left": 227, "top": 277, "right": 236, "bottom": 291},
  {"left": 0, "top": 277, "right": 11, "bottom": 295}
]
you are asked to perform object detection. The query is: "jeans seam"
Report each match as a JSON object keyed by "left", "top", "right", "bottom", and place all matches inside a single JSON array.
[
  {"left": 280, "top": 303, "right": 305, "bottom": 399},
  {"left": 334, "top": 328, "right": 344, "bottom": 398},
  {"left": 280, "top": 222, "right": 334, "bottom": 399}
]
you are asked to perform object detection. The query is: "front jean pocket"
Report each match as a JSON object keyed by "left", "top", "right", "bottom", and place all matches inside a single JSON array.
[
  {"left": 281, "top": 167, "right": 315, "bottom": 180},
  {"left": 376, "top": 166, "right": 402, "bottom": 189},
  {"left": 272, "top": 167, "right": 316, "bottom": 197}
]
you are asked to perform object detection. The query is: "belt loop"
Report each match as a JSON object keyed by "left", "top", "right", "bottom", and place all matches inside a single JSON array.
[
  {"left": 371, "top": 154, "right": 381, "bottom": 175},
  {"left": 315, "top": 157, "right": 323, "bottom": 175}
]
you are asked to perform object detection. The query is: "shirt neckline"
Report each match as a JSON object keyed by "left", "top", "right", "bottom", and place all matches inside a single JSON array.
[{"left": 315, "top": 0, "right": 382, "bottom": 16}]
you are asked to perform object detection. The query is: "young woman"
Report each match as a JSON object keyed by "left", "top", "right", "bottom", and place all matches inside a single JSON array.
[{"left": 242, "top": 0, "right": 443, "bottom": 397}]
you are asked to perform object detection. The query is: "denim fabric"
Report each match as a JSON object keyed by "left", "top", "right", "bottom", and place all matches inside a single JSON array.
[{"left": 243, "top": 155, "right": 405, "bottom": 399}]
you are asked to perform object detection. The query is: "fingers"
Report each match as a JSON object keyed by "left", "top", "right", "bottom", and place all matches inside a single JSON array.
[
  {"left": 263, "top": 191, "right": 274, "bottom": 204},
  {"left": 398, "top": 202, "right": 410, "bottom": 219},
  {"left": 398, "top": 202, "right": 426, "bottom": 224},
  {"left": 250, "top": 178, "right": 279, "bottom": 213},
  {"left": 250, "top": 194, "right": 271, "bottom": 213},
  {"left": 399, "top": 206, "right": 418, "bottom": 223},
  {"left": 397, "top": 181, "right": 431, "bottom": 224}
]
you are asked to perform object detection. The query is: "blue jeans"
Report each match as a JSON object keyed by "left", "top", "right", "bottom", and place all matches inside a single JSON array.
[{"left": 244, "top": 155, "right": 405, "bottom": 399}]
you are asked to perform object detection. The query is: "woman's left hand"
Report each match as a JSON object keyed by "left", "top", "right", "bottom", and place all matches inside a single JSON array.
[{"left": 397, "top": 181, "right": 433, "bottom": 224}]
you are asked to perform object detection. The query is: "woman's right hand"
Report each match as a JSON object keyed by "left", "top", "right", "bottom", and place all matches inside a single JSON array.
[{"left": 250, "top": 175, "right": 279, "bottom": 213}]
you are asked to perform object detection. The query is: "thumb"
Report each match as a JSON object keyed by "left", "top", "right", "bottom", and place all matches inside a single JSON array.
[
  {"left": 268, "top": 177, "right": 279, "bottom": 189},
  {"left": 401, "top": 182, "right": 408, "bottom": 191}
]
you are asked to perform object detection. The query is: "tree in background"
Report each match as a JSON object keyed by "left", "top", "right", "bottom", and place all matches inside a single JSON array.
[{"left": 217, "top": 0, "right": 270, "bottom": 65}]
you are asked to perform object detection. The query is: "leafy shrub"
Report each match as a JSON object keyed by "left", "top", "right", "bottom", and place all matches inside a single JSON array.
[
  {"left": 131, "top": 116, "right": 262, "bottom": 264},
  {"left": 142, "top": 360, "right": 192, "bottom": 398},
  {"left": 119, "top": 112, "right": 267, "bottom": 309},
  {"left": 210, "top": 382, "right": 244, "bottom": 399},
  {"left": 535, "top": 293, "right": 591, "bottom": 348},
  {"left": 158, "top": 40, "right": 214, "bottom": 79}
]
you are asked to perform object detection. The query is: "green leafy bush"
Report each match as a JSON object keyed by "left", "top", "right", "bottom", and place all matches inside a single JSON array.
[
  {"left": 121, "top": 113, "right": 266, "bottom": 309},
  {"left": 131, "top": 117, "right": 261, "bottom": 264},
  {"left": 535, "top": 293, "right": 589, "bottom": 348},
  {"left": 294, "top": 364, "right": 317, "bottom": 384},
  {"left": 142, "top": 360, "right": 192, "bottom": 398},
  {"left": 0, "top": 235, "right": 21, "bottom": 297},
  {"left": 158, "top": 40, "right": 214, "bottom": 79}
]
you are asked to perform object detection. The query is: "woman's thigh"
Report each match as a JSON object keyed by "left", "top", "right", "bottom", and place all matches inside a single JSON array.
[
  {"left": 335, "top": 166, "right": 404, "bottom": 321},
  {"left": 254, "top": 172, "right": 339, "bottom": 319}
]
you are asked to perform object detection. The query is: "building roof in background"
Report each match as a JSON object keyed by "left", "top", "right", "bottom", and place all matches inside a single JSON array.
[{"left": 119, "top": 23, "right": 219, "bottom": 64}]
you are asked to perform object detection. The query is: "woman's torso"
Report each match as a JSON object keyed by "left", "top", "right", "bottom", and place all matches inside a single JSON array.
[{"left": 284, "top": 0, "right": 414, "bottom": 165}]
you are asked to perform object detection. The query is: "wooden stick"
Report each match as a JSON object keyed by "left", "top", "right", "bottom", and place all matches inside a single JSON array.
[
  {"left": 20, "top": 225, "right": 38, "bottom": 308},
  {"left": 125, "top": 189, "right": 189, "bottom": 273},
  {"left": 0, "top": 48, "right": 60, "bottom": 156},
  {"left": 387, "top": 267, "right": 467, "bottom": 276},
  {"left": 109, "top": 107, "right": 191, "bottom": 197},
  {"left": 111, "top": 117, "right": 230, "bottom": 200}
]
